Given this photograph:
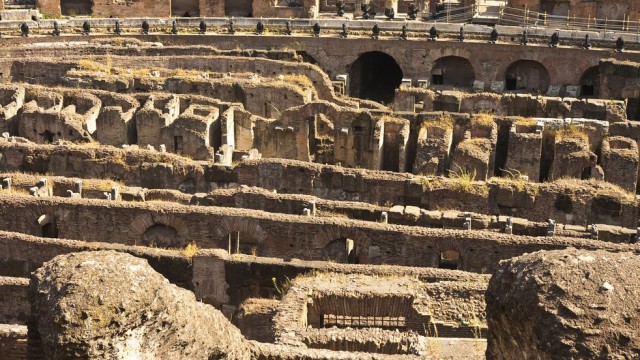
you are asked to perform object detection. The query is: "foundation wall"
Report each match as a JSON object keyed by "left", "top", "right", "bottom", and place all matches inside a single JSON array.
[{"left": 0, "top": 194, "right": 637, "bottom": 275}]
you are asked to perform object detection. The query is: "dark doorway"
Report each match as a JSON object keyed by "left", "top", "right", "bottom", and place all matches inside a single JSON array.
[
  {"left": 61, "top": 0, "right": 92, "bottom": 16},
  {"left": 225, "top": 0, "right": 252, "bottom": 16},
  {"left": 172, "top": 0, "right": 200, "bottom": 16},
  {"left": 349, "top": 51, "right": 403, "bottom": 104},
  {"left": 439, "top": 250, "right": 460, "bottom": 270},
  {"left": 142, "top": 224, "right": 179, "bottom": 248},
  {"left": 41, "top": 222, "right": 58, "bottom": 238},
  {"left": 580, "top": 66, "right": 600, "bottom": 98}
]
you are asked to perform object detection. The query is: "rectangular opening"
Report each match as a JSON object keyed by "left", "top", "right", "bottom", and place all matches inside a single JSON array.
[
  {"left": 174, "top": 136, "right": 183, "bottom": 154},
  {"left": 320, "top": 314, "right": 406, "bottom": 330},
  {"left": 581, "top": 85, "right": 595, "bottom": 97},
  {"left": 432, "top": 74, "right": 443, "bottom": 86},
  {"left": 506, "top": 78, "right": 517, "bottom": 91}
]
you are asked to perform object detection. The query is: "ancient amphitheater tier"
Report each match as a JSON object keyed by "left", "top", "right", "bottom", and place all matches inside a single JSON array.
[{"left": 0, "top": 1, "right": 639, "bottom": 359}]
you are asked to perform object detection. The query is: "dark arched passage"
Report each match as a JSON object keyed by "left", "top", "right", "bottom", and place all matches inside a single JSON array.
[
  {"left": 580, "top": 66, "right": 600, "bottom": 97},
  {"left": 142, "top": 224, "right": 179, "bottom": 248},
  {"left": 432, "top": 56, "right": 475, "bottom": 88},
  {"left": 349, "top": 51, "right": 403, "bottom": 104},
  {"left": 172, "top": 0, "right": 200, "bottom": 16},
  {"left": 61, "top": 0, "right": 93, "bottom": 16},
  {"left": 505, "top": 60, "right": 551, "bottom": 93}
]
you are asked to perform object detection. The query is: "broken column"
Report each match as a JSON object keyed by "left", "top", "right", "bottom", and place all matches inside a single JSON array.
[{"left": 73, "top": 180, "right": 83, "bottom": 197}]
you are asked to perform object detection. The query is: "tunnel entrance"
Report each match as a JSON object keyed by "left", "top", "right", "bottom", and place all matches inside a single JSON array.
[
  {"left": 225, "top": 0, "right": 252, "bottom": 16},
  {"left": 580, "top": 66, "right": 600, "bottom": 98},
  {"left": 172, "top": 0, "right": 200, "bottom": 16},
  {"left": 505, "top": 60, "right": 550, "bottom": 94},
  {"left": 349, "top": 51, "right": 403, "bottom": 104},
  {"left": 61, "top": 0, "right": 92, "bottom": 16},
  {"left": 432, "top": 56, "right": 475, "bottom": 88}
]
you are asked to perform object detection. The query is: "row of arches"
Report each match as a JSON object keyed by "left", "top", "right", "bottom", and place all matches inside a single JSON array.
[
  {"left": 348, "top": 52, "right": 600, "bottom": 102},
  {"left": 35, "top": 215, "right": 462, "bottom": 269}
]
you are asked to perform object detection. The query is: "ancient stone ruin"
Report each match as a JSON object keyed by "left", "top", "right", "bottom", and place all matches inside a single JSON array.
[{"left": 0, "top": 2, "right": 639, "bottom": 359}]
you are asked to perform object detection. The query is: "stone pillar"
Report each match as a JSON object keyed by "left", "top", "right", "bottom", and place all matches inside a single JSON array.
[
  {"left": 73, "top": 180, "right": 83, "bottom": 196},
  {"left": 1, "top": 178, "right": 11, "bottom": 191},
  {"left": 111, "top": 187, "right": 119, "bottom": 201}
]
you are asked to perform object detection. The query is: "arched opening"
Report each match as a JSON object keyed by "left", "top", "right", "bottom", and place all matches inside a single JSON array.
[
  {"left": 61, "top": 0, "right": 93, "bottom": 16},
  {"left": 579, "top": 66, "right": 600, "bottom": 98},
  {"left": 541, "top": 0, "right": 569, "bottom": 16},
  {"left": 322, "top": 238, "right": 358, "bottom": 264},
  {"left": 225, "top": 0, "right": 252, "bottom": 16},
  {"left": 223, "top": 231, "right": 260, "bottom": 255},
  {"left": 439, "top": 250, "right": 460, "bottom": 270},
  {"left": 554, "top": 194, "right": 573, "bottom": 213},
  {"left": 172, "top": 0, "right": 200, "bottom": 16},
  {"left": 37, "top": 215, "right": 58, "bottom": 239},
  {"left": 431, "top": 56, "right": 475, "bottom": 88},
  {"left": 142, "top": 224, "right": 179, "bottom": 248},
  {"left": 349, "top": 51, "right": 403, "bottom": 104},
  {"left": 505, "top": 60, "right": 550, "bottom": 93}
]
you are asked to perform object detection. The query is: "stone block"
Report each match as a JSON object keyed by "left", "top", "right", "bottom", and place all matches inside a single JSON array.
[
  {"left": 490, "top": 81, "right": 505, "bottom": 93},
  {"left": 565, "top": 86, "right": 580, "bottom": 98},
  {"left": 473, "top": 81, "right": 485, "bottom": 91},
  {"left": 546, "top": 85, "right": 561, "bottom": 97}
]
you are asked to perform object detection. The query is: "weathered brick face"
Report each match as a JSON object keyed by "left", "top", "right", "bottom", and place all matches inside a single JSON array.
[{"left": 36, "top": 0, "right": 171, "bottom": 18}]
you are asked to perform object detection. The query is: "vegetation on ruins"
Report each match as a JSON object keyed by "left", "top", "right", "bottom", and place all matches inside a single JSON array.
[
  {"left": 448, "top": 163, "right": 488, "bottom": 196},
  {"left": 470, "top": 112, "right": 495, "bottom": 127},
  {"left": 272, "top": 276, "right": 292, "bottom": 299},
  {"left": 553, "top": 123, "right": 590, "bottom": 141}
]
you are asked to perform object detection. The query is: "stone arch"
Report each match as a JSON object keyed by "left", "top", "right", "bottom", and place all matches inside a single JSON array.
[
  {"left": 225, "top": 0, "right": 252, "bottom": 16},
  {"left": 312, "top": 227, "right": 368, "bottom": 263},
  {"left": 37, "top": 214, "right": 58, "bottom": 239},
  {"left": 505, "top": 60, "right": 550, "bottom": 93},
  {"left": 211, "top": 218, "right": 268, "bottom": 255},
  {"left": 439, "top": 250, "right": 461, "bottom": 270},
  {"left": 172, "top": 0, "right": 200, "bottom": 16},
  {"left": 322, "top": 238, "right": 359, "bottom": 264},
  {"left": 579, "top": 66, "right": 600, "bottom": 98},
  {"left": 431, "top": 56, "right": 476, "bottom": 88},
  {"left": 61, "top": 0, "right": 93, "bottom": 16},
  {"left": 349, "top": 51, "right": 403, "bottom": 104},
  {"left": 142, "top": 224, "right": 180, "bottom": 248},
  {"left": 131, "top": 213, "right": 189, "bottom": 246}
]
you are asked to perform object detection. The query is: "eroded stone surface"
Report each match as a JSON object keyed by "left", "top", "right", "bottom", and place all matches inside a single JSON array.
[
  {"left": 30, "top": 250, "right": 257, "bottom": 359},
  {"left": 486, "top": 248, "right": 640, "bottom": 359}
]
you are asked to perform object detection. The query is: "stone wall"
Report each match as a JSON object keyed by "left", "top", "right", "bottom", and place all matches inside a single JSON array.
[
  {"left": 36, "top": 0, "right": 171, "bottom": 18},
  {"left": 0, "top": 277, "right": 29, "bottom": 325},
  {"left": 0, "top": 325, "right": 27, "bottom": 360},
  {"left": 0, "top": 231, "right": 192, "bottom": 289},
  {"left": 0, "top": 194, "right": 637, "bottom": 273},
  {"left": 6, "top": 35, "right": 640, "bottom": 99}
]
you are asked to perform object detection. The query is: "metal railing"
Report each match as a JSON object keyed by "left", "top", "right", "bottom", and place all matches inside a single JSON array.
[
  {"left": 426, "top": 3, "right": 640, "bottom": 35},
  {"left": 498, "top": 6, "right": 640, "bottom": 34}
]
